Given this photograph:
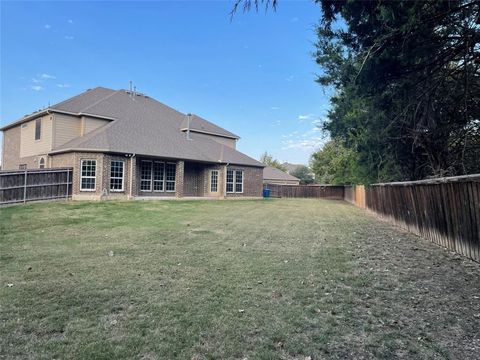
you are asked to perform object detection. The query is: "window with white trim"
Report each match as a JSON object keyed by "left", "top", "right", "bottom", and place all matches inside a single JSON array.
[
  {"left": 210, "top": 170, "right": 218, "bottom": 192},
  {"left": 80, "top": 160, "right": 96, "bottom": 191},
  {"left": 140, "top": 160, "right": 176, "bottom": 192},
  {"left": 39, "top": 157, "right": 45, "bottom": 169},
  {"left": 35, "top": 118, "right": 41, "bottom": 140},
  {"left": 110, "top": 160, "right": 124, "bottom": 191},
  {"left": 140, "top": 161, "right": 152, "bottom": 191},
  {"left": 165, "top": 163, "right": 176, "bottom": 192},
  {"left": 235, "top": 170, "right": 244, "bottom": 193},
  {"left": 226, "top": 169, "right": 244, "bottom": 193},
  {"left": 153, "top": 162, "right": 165, "bottom": 191}
]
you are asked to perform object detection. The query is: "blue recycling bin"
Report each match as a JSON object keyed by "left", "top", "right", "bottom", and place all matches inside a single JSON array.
[{"left": 263, "top": 188, "right": 270, "bottom": 198}]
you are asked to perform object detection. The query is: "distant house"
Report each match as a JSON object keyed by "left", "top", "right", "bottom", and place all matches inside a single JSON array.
[
  {"left": 263, "top": 166, "right": 300, "bottom": 185},
  {"left": 1, "top": 87, "right": 265, "bottom": 200},
  {"left": 282, "top": 162, "right": 315, "bottom": 180}
]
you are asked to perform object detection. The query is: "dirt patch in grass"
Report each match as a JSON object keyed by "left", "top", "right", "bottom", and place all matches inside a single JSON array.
[{"left": 1, "top": 199, "right": 479, "bottom": 359}]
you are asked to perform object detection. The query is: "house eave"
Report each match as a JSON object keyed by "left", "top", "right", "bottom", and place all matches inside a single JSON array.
[{"left": 0, "top": 109, "right": 116, "bottom": 131}]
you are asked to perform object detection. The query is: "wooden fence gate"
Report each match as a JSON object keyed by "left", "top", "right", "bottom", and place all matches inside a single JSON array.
[{"left": 0, "top": 168, "right": 73, "bottom": 205}]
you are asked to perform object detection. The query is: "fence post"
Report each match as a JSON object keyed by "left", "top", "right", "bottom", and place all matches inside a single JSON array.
[
  {"left": 66, "top": 169, "right": 70, "bottom": 200},
  {"left": 23, "top": 169, "right": 28, "bottom": 204}
]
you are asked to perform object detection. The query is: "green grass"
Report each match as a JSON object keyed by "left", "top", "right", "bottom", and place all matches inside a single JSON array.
[{"left": 1, "top": 199, "right": 479, "bottom": 359}]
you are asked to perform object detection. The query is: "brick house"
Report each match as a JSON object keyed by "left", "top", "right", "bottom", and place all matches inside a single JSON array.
[{"left": 1, "top": 87, "right": 264, "bottom": 200}]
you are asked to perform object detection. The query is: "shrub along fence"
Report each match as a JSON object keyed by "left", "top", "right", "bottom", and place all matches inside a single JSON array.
[
  {"left": 364, "top": 175, "right": 479, "bottom": 262},
  {"left": 0, "top": 168, "right": 73, "bottom": 205},
  {"left": 264, "top": 183, "right": 344, "bottom": 199}
]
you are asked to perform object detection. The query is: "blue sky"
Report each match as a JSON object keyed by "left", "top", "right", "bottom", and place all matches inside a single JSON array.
[{"left": 1, "top": 1, "right": 330, "bottom": 164}]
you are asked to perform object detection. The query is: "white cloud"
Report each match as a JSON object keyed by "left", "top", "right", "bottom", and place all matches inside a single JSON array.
[
  {"left": 56, "top": 83, "right": 70, "bottom": 88},
  {"left": 32, "top": 78, "right": 40, "bottom": 83},
  {"left": 285, "top": 75, "right": 295, "bottom": 82},
  {"left": 68, "top": 19, "right": 74, "bottom": 24},
  {"left": 291, "top": 17, "right": 299, "bottom": 23},
  {"left": 271, "top": 120, "right": 281, "bottom": 127},
  {"left": 298, "top": 113, "right": 316, "bottom": 121},
  {"left": 44, "top": 24, "right": 51, "bottom": 29},
  {"left": 40, "top": 73, "right": 56, "bottom": 79},
  {"left": 64, "top": 35, "right": 74, "bottom": 40},
  {"left": 271, "top": 106, "right": 280, "bottom": 110},
  {"left": 30, "top": 85, "right": 45, "bottom": 91},
  {"left": 281, "top": 127, "right": 326, "bottom": 151}
]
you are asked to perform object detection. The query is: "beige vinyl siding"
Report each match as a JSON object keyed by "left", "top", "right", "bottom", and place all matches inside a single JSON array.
[
  {"left": 191, "top": 131, "right": 237, "bottom": 149},
  {"left": 20, "top": 115, "right": 53, "bottom": 158},
  {"left": 82, "top": 116, "right": 109, "bottom": 135},
  {"left": 53, "top": 113, "right": 82, "bottom": 148}
]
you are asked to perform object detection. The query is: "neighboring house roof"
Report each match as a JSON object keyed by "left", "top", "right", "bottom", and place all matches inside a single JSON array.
[
  {"left": 282, "top": 162, "right": 303, "bottom": 174},
  {"left": 1, "top": 87, "right": 263, "bottom": 167},
  {"left": 263, "top": 166, "right": 300, "bottom": 182}
]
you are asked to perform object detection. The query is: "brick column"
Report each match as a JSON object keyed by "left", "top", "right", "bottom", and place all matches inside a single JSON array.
[
  {"left": 175, "top": 160, "right": 185, "bottom": 198},
  {"left": 219, "top": 165, "right": 227, "bottom": 198}
]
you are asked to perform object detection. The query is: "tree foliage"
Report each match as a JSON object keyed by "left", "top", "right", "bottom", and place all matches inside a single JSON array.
[
  {"left": 315, "top": 0, "right": 480, "bottom": 182},
  {"left": 259, "top": 151, "right": 287, "bottom": 171},
  {"left": 290, "top": 165, "right": 315, "bottom": 184},
  {"left": 310, "top": 139, "right": 361, "bottom": 184}
]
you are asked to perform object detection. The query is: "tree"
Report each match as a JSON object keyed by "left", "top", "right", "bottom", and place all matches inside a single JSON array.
[
  {"left": 259, "top": 151, "right": 287, "bottom": 171},
  {"left": 315, "top": 0, "right": 480, "bottom": 181},
  {"left": 290, "top": 165, "right": 315, "bottom": 184},
  {"left": 310, "top": 139, "right": 362, "bottom": 184}
]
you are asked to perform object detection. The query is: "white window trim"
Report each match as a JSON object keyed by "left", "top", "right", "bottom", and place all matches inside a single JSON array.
[
  {"left": 110, "top": 160, "right": 125, "bottom": 192},
  {"left": 140, "top": 160, "right": 153, "bottom": 192},
  {"left": 210, "top": 170, "right": 219, "bottom": 193},
  {"left": 153, "top": 161, "right": 165, "bottom": 192},
  {"left": 38, "top": 157, "right": 46, "bottom": 169},
  {"left": 80, "top": 159, "right": 96, "bottom": 192},
  {"left": 165, "top": 162, "right": 176, "bottom": 192},
  {"left": 236, "top": 170, "right": 244, "bottom": 194},
  {"left": 226, "top": 169, "right": 244, "bottom": 194}
]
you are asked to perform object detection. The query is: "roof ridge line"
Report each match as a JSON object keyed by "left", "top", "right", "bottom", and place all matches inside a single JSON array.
[{"left": 79, "top": 89, "right": 123, "bottom": 113}]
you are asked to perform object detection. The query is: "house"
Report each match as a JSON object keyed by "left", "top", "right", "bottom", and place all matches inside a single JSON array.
[
  {"left": 282, "top": 162, "right": 315, "bottom": 180},
  {"left": 263, "top": 166, "right": 300, "bottom": 185},
  {"left": 1, "top": 87, "right": 265, "bottom": 200}
]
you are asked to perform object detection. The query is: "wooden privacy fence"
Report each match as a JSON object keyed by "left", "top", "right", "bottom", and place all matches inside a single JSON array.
[
  {"left": 365, "top": 175, "right": 480, "bottom": 262},
  {"left": 0, "top": 168, "right": 73, "bottom": 205},
  {"left": 344, "top": 185, "right": 366, "bottom": 208},
  {"left": 264, "top": 183, "right": 344, "bottom": 199}
]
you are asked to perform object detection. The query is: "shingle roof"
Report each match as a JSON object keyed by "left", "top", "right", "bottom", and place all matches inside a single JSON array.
[
  {"left": 6, "top": 87, "right": 263, "bottom": 167},
  {"left": 263, "top": 166, "right": 300, "bottom": 181}
]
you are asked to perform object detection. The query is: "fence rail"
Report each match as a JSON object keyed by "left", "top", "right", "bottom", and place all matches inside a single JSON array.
[
  {"left": 264, "top": 183, "right": 345, "bottom": 199},
  {"left": 365, "top": 175, "right": 480, "bottom": 262},
  {"left": 0, "top": 168, "right": 73, "bottom": 205}
]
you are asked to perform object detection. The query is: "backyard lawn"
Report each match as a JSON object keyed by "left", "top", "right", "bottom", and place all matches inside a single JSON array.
[{"left": 1, "top": 199, "right": 479, "bottom": 359}]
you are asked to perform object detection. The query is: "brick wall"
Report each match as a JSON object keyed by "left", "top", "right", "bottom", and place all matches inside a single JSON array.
[{"left": 225, "top": 165, "right": 263, "bottom": 198}]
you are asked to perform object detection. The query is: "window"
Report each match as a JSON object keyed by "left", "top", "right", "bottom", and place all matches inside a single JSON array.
[
  {"left": 19, "top": 164, "right": 27, "bottom": 170},
  {"left": 235, "top": 170, "right": 244, "bottom": 193},
  {"left": 80, "top": 160, "right": 96, "bottom": 191},
  {"left": 140, "top": 160, "right": 176, "bottom": 192},
  {"left": 210, "top": 170, "right": 219, "bottom": 192},
  {"left": 226, "top": 170, "right": 234, "bottom": 193},
  {"left": 39, "top": 157, "right": 45, "bottom": 169},
  {"left": 165, "top": 163, "right": 176, "bottom": 192},
  {"left": 110, "top": 160, "right": 124, "bottom": 191},
  {"left": 153, "top": 162, "right": 165, "bottom": 191},
  {"left": 226, "top": 169, "right": 243, "bottom": 193},
  {"left": 140, "top": 161, "right": 152, "bottom": 191},
  {"left": 35, "top": 118, "right": 41, "bottom": 140}
]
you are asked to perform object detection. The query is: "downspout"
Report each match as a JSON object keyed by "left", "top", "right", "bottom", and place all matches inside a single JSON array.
[{"left": 129, "top": 153, "right": 136, "bottom": 199}]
